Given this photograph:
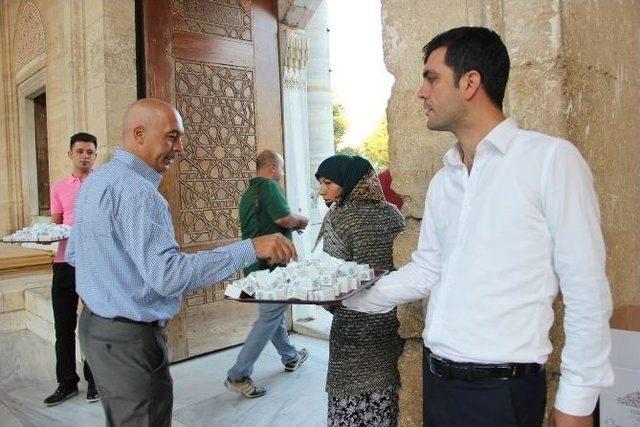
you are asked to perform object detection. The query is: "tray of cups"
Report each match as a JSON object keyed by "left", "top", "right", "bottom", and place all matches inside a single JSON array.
[
  {"left": 2, "top": 224, "right": 70, "bottom": 244},
  {"left": 224, "top": 254, "right": 387, "bottom": 304},
  {"left": 225, "top": 269, "right": 388, "bottom": 304}
]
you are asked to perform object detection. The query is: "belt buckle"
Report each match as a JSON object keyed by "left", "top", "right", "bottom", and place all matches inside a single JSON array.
[
  {"left": 493, "top": 364, "right": 516, "bottom": 380},
  {"left": 429, "top": 354, "right": 450, "bottom": 378}
]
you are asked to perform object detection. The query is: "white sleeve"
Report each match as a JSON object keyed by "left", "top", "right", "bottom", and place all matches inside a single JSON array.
[
  {"left": 343, "top": 177, "right": 442, "bottom": 313},
  {"left": 544, "top": 141, "right": 614, "bottom": 416}
]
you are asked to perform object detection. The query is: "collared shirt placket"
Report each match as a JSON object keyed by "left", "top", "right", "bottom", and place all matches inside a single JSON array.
[{"left": 430, "top": 143, "right": 491, "bottom": 345}]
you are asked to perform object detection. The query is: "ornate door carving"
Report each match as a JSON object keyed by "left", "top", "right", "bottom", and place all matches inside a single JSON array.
[{"left": 141, "top": 0, "right": 283, "bottom": 361}]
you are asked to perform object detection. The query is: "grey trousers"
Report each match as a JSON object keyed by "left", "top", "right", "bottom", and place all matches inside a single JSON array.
[{"left": 78, "top": 308, "right": 173, "bottom": 427}]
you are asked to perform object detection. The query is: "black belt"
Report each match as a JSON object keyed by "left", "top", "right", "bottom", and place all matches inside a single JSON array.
[
  {"left": 112, "top": 316, "right": 167, "bottom": 328},
  {"left": 426, "top": 348, "right": 543, "bottom": 381},
  {"left": 85, "top": 308, "right": 166, "bottom": 328}
]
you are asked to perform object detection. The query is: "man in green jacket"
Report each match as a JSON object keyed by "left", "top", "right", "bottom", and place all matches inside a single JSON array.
[{"left": 225, "top": 150, "right": 309, "bottom": 398}]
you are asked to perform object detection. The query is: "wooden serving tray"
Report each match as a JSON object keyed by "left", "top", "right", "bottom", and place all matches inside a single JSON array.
[{"left": 225, "top": 269, "right": 388, "bottom": 305}]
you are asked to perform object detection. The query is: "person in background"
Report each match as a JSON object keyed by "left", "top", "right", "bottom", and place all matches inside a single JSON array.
[
  {"left": 378, "top": 168, "right": 403, "bottom": 210},
  {"left": 68, "top": 99, "right": 296, "bottom": 426},
  {"left": 315, "top": 154, "right": 405, "bottom": 427},
  {"left": 224, "top": 149, "right": 309, "bottom": 398},
  {"left": 44, "top": 132, "right": 99, "bottom": 407}
]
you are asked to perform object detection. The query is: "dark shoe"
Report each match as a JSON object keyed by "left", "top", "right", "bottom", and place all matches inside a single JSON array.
[
  {"left": 224, "top": 377, "right": 266, "bottom": 398},
  {"left": 43, "top": 385, "right": 78, "bottom": 407},
  {"left": 284, "top": 348, "right": 309, "bottom": 372},
  {"left": 86, "top": 384, "right": 100, "bottom": 403}
]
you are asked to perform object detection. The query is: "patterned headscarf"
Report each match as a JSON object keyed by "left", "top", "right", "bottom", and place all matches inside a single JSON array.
[{"left": 315, "top": 155, "right": 385, "bottom": 206}]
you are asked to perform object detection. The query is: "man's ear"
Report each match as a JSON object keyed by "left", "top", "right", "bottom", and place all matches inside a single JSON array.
[
  {"left": 133, "top": 125, "right": 145, "bottom": 144},
  {"left": 461, "top": 70, "right": 482, "bottom": 101},
  {"left": 67, "top": 149, "right": 73, "bottom": 159}
]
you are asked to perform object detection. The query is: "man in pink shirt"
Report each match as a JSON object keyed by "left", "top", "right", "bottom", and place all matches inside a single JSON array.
[{"left": 44, "top": 133, "right": 99, "bottom": 407}]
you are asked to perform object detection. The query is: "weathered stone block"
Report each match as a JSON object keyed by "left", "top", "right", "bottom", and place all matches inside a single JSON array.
[
  {"left": 105, "top": 83, "right": 137, "bottom": 152},
  {"left": 562, "top": 1, "right": 640, "bottom": 78},
  {"left": 397, "top": 301, "right": 425, "bottom": 340},
  {"left": 393, "top": 219, "right": 420, "bottom": 266},
  {"left": 506, "top": 64, "right": 566, "bottom": 138},
  {"left": 503, "top": 0, "right": 561, "bottom": 66},
  {"left": 398, "top": 338, "right": 423, "bottom": 427},
  {"left": 104, "top": 11, "right": 136, "bottom": 86}
]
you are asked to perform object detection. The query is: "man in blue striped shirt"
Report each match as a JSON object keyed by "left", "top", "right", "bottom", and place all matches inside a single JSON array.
[{"left": 68, "top": 98, "right": 296, "bottom": 427}]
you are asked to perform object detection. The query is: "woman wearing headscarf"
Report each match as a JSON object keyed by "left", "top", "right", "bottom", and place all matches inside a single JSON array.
[{"left": 315, "top": 155, "right": 405, "bottom": 427}]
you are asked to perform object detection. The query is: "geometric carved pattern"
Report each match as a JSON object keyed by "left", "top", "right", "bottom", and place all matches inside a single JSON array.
[
  {"left": 15, "top": 2, "right": 45, "bottom": 71},
  {"left": 185, "top": 272, "right": 240, "bottom": 306},
  {"left": 175, "top": 59, "right": 257, "bottom": 246},
  {"left": 173, "top": 0, "right": 252, "bottom": 41}
]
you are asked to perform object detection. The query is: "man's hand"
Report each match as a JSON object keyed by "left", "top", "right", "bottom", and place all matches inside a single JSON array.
[
  {"left": 295, "top": 216, "right": 309, "bottom": 230},
  {"left": 547, "top": 408, "right": 593, "bottom": 427},
  {"left": 252, "top": 233, "right": 297, "bottom": 265},
  {"left": 274, "top": 214, "right": 308, "bottom": 230}
]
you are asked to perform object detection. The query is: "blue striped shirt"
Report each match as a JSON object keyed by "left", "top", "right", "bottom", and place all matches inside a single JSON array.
[{"left": 67, "top": 149, "right": 257, "bottom": 321}]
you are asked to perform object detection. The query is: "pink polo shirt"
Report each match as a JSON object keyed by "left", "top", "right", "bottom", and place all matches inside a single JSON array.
[{"left": 50, "top": 175, "right": 85, "bottom": 263}]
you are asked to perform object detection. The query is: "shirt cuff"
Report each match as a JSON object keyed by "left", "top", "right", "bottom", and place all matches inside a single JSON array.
[
  {"left": 342, "top": 288, "right": 394, "bottom": 314},
  {"left": 554, "top": 380, "right": 600, "bottom": 416},
  {"left": 226, "top": 239, "right": 257, "bottom": 271}
]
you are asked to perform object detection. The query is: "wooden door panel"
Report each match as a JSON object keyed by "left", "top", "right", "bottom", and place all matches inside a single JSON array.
[{"left": 141, "top": 0, "right": 282, "bottom": 361}]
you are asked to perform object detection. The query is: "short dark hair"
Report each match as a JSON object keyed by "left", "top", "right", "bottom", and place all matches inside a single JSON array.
[
  {"left": 422, "top": 27, "right": 510, "bottom": 108},
  {"left": 69, "top": 132, "right": 97, "bottom": 150}
]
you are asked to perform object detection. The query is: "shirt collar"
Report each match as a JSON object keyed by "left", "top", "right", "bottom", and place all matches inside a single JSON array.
[
  {"left": 113, "top": 149, "right": 163, "bottom": 187},
  {"left": 483, "top": 117, "right": 519, "bottom": 154},
  {"left": 70, "top": 172, "right": 91, "bottom": 183},
  {"left": 443, "top": 118, "right": 519, "bottom": 167}
]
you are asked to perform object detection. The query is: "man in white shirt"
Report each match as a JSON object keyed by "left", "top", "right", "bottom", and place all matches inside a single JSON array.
[{"left": 343, "top": 27, "right": 613, "bottom": 427}]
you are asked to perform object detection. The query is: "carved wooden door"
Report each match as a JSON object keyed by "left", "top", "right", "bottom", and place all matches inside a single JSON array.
[{"left": 140, "top": 0, "right": 283, "bottom": 361}]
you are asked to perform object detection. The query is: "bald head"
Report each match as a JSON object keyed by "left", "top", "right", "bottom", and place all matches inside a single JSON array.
[
  {"left": 122, "top": 98, "right": 185, "bottom": 174},
  {"left": 256, "top": 150, "right": 284, "bottom": 181},
  {"left": 123, "top": 99, "right": 180, "bottom": 140}
]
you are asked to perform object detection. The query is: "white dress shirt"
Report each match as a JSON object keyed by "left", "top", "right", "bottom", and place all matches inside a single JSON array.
[{"left": 343, "top": 118, "right": 613, "bottom": 416}]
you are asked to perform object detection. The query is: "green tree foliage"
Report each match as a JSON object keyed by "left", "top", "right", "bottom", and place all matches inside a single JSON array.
[
  {"left": 335, "top": 146, "right": 360, "bottom": 157},
  {"left": 361, "top": 116, "right": 389, "bottom": 170},
  {"left": 333, "top": 102, "right": 348, "bottom": 149}
]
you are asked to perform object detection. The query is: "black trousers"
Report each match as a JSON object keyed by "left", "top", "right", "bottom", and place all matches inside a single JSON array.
[
  {"left": 79, "top": 309, "right": 173, "bottom": 427},
  {"left": 423, "top": 347, "right": 546, "bottom": 427},
  {"left": 51, "top": 262, "right": 95, "bottom": 387}
]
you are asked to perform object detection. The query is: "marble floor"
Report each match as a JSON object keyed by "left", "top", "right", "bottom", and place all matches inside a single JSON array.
[{"left": 0, "top": 330, "right": 330, "bottom": 427}]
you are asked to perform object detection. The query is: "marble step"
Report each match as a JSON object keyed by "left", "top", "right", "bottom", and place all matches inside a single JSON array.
[
  {"left": 22, "top": 286, "right": 83, "bottom": 361},
  {"left": 0, "top": 310, "right": 25, "bottom": 333},
  {"left": 24, "top": 286, "right": 53, "bottom": 323},
  {"left": 25, "top": 310, "right": 55, "bottom": 344},
  {"left": 0, "top": 271, "right": 52, "bottom": 314}
]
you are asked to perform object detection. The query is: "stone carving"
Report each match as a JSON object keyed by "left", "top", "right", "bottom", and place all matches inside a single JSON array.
[
  {"left": 15, "top": 2, "right": 45, "bottom": 72},
  {"left": 174, "top": 59, "right": 257, "bottom": 247},
  {"left": 280, "top": 27, "right": 309, "bottom": 91},
  {"left": 173, "top": 0, "right": 252, "bottom": 41}
]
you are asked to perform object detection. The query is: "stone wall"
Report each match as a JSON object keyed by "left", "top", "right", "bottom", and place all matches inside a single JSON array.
[
  {"left": 0, "top": 0, "right": 136, "bottom": 234},
  {"left": 381, "top": 0, "right": 640, "bottom": 425}
]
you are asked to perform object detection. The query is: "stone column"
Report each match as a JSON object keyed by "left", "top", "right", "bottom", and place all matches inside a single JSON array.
[
  {"left": 280, "top": 25, "right": 313, "bottom": 256},
  {"left": 305, "top": 0, "right": 333, "bottom": 235}
]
